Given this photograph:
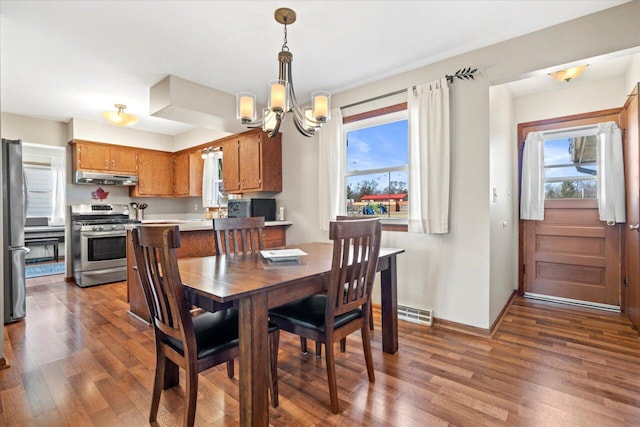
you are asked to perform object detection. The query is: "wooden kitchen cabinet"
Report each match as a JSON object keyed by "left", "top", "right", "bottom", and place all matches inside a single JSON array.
[
  {"left": 71, "top": 140, "right": 138, "bottom": 174},
  {"left": 262, "top": 225, "right": 286, "bottom": 248},
  {"left": 130, "top": 150, "right": 175, "bottom": 196},
  {"left": 222, "top": 129, "right": 282, "bottom": 194},
  {"left": 174, "top": 150, "right": 204, "bottom": 196}
]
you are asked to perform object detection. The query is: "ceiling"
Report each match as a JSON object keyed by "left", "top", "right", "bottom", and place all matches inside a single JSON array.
[{"left": 0, "top": 1, "right": 630, "bottom": 136}]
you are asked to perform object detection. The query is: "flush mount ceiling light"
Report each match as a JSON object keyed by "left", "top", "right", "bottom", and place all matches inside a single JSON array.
[
  {"left": 236, "top": 8, "right": 330, "bottom": 138},
  {"left": 102, "top": 104, "right": 139, "bottom": 126},
  {"left": 549, "top": 65, "right": 588, "bottom": 82}
]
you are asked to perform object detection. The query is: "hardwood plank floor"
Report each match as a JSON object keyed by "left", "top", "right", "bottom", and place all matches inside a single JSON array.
[{"left": 2, "top": 278, "right": 640, "bottom": 426}]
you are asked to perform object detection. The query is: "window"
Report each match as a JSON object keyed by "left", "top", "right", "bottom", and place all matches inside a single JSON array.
[
  {"left": 344, "top": 110, "right": 408, "bottom": 220},
  {"left": 24, "top": 164, "right": 53, "bottom": 218},
  {"left": 544, "top": 132, "right": 597, "bottom": 199}
]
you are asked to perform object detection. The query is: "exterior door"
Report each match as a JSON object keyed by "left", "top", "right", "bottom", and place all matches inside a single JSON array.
[
  {"left": 624, "top": 83, "right": 640, "bottom": 329},
  {"left": 522, "top": 199, "right": 622, "bottom": 306},
  {"left": 518, "top": 109, "right": 625, "bottom": 307}
]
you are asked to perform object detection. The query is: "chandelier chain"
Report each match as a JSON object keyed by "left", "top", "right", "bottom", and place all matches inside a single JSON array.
[{"left": 281, "top": 23, "right": 289, "bottom": 52}]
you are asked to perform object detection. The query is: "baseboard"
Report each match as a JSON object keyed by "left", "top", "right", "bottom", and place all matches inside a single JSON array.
[
  {"left": 373, "top": 291, "right": 516, "bottom": 338},
  {"left": 430, "top": 290, "right": 517, "bottom": 338},
  {"left": 489, "top": 290, "right": 517, "bottom": 338},
  {"left": 0, "top": 357, "right": 10, "bottom": 370},
  {"left": 432, "top": 317, "right": 491, "bottom": 337}
]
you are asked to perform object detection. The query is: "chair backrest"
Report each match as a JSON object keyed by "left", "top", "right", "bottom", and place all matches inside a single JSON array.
[
  {"left": 213, "top": 216, "right": 265, "bottom": 255},
  {"left": 326, "top": 218, "right": 382, "bottom": 320},
  {"left": 131, "top": 225, "right": 197, "bottom": 357},
  {"left": 336, "top": 216, "right": 378, "bottom": 220}
]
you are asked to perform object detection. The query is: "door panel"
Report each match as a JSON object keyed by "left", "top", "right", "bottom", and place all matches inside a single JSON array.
[
  {"left": 523, "top": 199, "right": 622, "bottom": 306},
  {"left": 624, "top": 83, "right": 639, "bottom": 329}
]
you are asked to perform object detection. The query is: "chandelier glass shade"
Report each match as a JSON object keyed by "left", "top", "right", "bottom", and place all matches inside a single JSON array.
[
  {"left": 236, "top": 8, "right": 331, "bottom": 137},
  {"left": 102, "top": 104, "right": 138, "bottom": 126}
]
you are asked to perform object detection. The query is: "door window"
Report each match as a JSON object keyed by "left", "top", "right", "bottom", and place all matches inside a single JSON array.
[{"left": 544, "top": 133, "right": 597, "bottom": 199}]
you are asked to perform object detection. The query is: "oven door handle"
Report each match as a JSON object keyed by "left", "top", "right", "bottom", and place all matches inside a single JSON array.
[{"left": 82, "top": 231, "right": 127, "bottom": 238}]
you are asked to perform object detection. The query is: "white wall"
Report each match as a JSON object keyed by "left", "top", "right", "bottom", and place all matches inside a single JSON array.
[
  {"left": 279, "top": 2, "right": 640, "bottom": 329},
  {"left": 514, "top": 76, "right": 627, "bottom": 124},
  {"left": 489, "top": 84, "right": 518, "bottom": 322},
  {"left": 70, "top": 118, "right": 173, "bottom": 151},
  {"left": 1, "top": 112, "right": 69, "bottom": 146},
  {"left": 625, "top": 52, "right": 640, "bottom": 91}
]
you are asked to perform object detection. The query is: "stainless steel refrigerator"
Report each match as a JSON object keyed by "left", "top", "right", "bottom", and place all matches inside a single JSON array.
[{"left": 2, "top": 138, "right": 28, "bottom": 323}]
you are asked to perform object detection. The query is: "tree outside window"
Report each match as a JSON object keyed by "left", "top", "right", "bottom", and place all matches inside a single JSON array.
[{"left": 344, "top": 113, "right": 408, "bottom": 219}]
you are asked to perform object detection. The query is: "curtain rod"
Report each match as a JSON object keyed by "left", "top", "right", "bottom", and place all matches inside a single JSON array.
[{"left": 340, "top": 67, "right": 478, "bottom": 111}]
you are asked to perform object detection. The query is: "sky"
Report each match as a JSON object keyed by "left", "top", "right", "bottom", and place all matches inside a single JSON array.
[
  {"left": 544, "top": 137, "right": 597, "bottom": 180},
  {"left": 346, "top": 119, "right": 408, "bottom": 172}
]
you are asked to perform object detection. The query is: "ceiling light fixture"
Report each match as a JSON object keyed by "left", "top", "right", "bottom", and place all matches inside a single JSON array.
[
  {"left": 549, "top": 65, "right": 588, "bottom": 82},
  {"left": 236, "top": 8, "right": 330, "bottom": 138},
  {"left": 102, "top": 104, "right": 139, "bottom": 126}
]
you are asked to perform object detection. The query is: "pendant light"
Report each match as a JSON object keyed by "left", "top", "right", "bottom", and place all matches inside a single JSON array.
[{"left": 236, "top": 8, "right": 331, "bottom": 138}]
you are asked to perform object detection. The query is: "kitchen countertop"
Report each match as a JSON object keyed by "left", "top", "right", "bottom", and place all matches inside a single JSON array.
[{"left": 128, "top": 219, "right": 292, "bottom": 231}]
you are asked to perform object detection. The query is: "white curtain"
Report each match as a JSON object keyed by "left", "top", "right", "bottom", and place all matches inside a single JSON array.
[
  {"left": 202, "top": 150, "right": 223, "bottom": 207},
  {"left": 318, "top": 108, "right": 344, "bottom": 231},
  {"left": 520, "top": 131, "right": 545, "bottom": 220},
  {"left": 596, "top": 121, "right": 626, "bottom": 223},
  {"left": 407, "top": 78, "right": 450, "bottom": 234},
  {"left": 49, "top": 155, "right": 65, "bottom": 226}
]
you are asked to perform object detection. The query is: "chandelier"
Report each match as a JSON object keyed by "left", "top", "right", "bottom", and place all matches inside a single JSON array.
[{"left": 236, "top": 8, "right": 331, "bottom": 138}]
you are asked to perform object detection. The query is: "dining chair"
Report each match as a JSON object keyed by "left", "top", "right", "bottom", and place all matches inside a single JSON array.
[
  {"left": 298, "top": 215, "right": 380, "bottom": 359},
  {"left": 131, "top": 225, "right": 279, "bottom": 426},
  {"left": 213, "top": 216, "right": 265, "bottom": 255},
  {"left": 268, "top": 218, "right": 382, "bottom": 413},
  {"left": 337, "top": 215, "right": 377, "bottom": 331}
]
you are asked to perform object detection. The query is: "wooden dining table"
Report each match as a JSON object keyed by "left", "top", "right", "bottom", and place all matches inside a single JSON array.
[{"left": 177, "top": 241, "right": 404, "bottom": 426}]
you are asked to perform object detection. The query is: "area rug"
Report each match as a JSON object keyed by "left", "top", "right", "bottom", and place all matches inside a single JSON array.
[{"left": 25, "top": 262, "right": 65, "bottom": 278}]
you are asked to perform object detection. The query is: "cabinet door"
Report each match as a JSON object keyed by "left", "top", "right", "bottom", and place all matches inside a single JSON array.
[
  {"left": 239, "top": 133, "right": 261, "bottom": 190},
  {"left": 262, "top": 226, "right": 286, "bottom": 249},
  {"left": 174, "top": 152, "right": 189, "bottom": 196},
  {"left": 188, "top": 150, "right": 204, "bottom": 196},
  {"left": 222, "top": 139, "right": 240, "bottom": 192},
  {"left": 109, "top": 147, "right": 138, "bottom": 174},
  {"left": 76, "top": 142, "right": 110, "bottom": 171},
  {"left": 136, "top": 151, "right": 174, "bottom": 196}
]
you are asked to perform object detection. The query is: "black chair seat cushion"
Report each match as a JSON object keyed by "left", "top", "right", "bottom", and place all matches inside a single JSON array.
[
  {"left": 166, "top": 308, "right": 278, "bottom": 360},
  {"left": 268, "top": 294, "right": 362, "bottom": 333}
]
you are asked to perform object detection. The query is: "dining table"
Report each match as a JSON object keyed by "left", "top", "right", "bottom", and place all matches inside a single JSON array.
[{"left": 176, "top": 241, "right": 404, "bottom": 426}]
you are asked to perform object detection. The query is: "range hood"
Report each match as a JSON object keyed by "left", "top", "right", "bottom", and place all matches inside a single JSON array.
[{"left": 73, "top": 171, "right": 138, "bottom": 186}]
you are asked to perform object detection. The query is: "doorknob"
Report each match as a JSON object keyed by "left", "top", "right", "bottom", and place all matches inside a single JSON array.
[{"left": 630, "top": 224, "right": 640, "bottom": 231}]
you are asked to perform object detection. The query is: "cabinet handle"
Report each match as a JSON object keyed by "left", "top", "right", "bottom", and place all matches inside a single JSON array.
[
  {"left": 105, "top": 159, "right": 109, "bottom": 167},
  {"left": 112, "top": 159, "right": 115, "bottom": 167}
]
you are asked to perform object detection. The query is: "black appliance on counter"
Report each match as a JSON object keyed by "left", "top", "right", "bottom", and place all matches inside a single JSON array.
[
  {"left": 71, "top": 204, "right": 140, "bottom": 287},
  {"left": 227, "top": 198, "right": 276, "bottom": 221},
  {"left": 251, "top": 198, "right": 276, "bottom": 221}
]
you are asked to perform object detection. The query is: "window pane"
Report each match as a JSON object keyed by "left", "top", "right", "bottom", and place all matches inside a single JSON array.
[
  {"left": 24, "top": 165, "right": 53, "bottom": 218},
  {"left": 544, "top": 165, "right": 597, "bottom": 180},
  {"left": 346, "top": 120, "right": 408, "bottom": 172},
  {"left": 543, "top": 135, "right": 598, "bottom": 199},
  {"left": 346, "top": 171, "right": 408, "bottom": 219},
  {"left": 544, "top": 136, "right": 597, "bottom": 166},
  {"left": 545, "top": 180, "right": 597, "bottom": 199}
]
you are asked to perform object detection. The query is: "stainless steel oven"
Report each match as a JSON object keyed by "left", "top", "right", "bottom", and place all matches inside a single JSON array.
[{"left": 71, "top": 204, "right": 138, "bottom": 287}]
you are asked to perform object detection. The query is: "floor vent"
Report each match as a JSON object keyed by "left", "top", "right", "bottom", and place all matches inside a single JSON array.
[{"left": 397, "top": 305, "right": 433, "bottom": 326}]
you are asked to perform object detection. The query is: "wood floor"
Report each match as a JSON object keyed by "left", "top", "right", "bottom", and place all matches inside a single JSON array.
[{"left": 2, "top": 278, "right": 640, "bottom": 426}]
